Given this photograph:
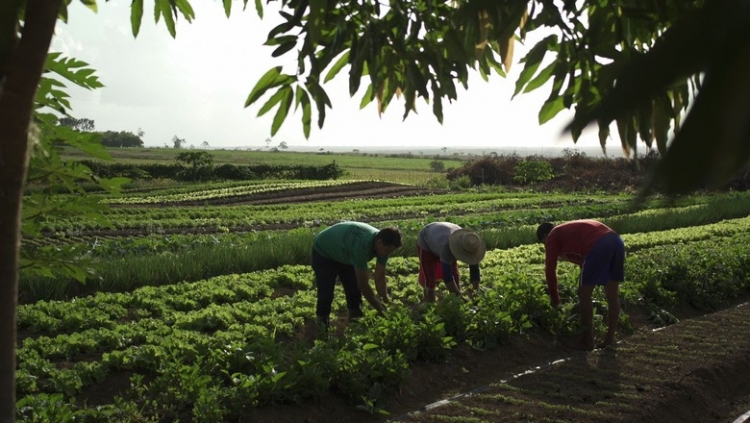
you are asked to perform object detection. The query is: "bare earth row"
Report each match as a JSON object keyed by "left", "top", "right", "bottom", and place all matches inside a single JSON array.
[{"left": 404, "top": 302, "right": 750, "bottom": 423}]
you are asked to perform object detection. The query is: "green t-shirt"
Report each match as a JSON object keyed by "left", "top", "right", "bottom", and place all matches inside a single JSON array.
[{"left": 313, "top": 222, "right": 388, "bottom": 270}]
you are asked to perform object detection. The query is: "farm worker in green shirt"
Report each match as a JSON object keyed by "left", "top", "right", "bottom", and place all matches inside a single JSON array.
[
  {"left": 537, "top": 220, "right": 625, "bottom": 350},
  {"left": 417, "top": 222, "right": 486, "bottom": 302},
  {"left": 312, "top": 221, "right": 403, "bottom": 330}
]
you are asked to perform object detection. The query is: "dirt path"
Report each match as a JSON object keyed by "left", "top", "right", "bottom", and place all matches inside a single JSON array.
[{"left": 246, "top": 299, "right": 750, "bottom": 423}]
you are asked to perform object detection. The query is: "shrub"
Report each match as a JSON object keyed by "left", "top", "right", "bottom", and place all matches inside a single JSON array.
[
  {"left": 446, "top": 154, "right": 521, "bottom": 186},
  {"left": 214, "top": 164, "right": 257, "bottom": 181},
  {"left": 423, "top": 175, "right": 449, "bottom": 189},
  {"left": 513, "top": 160, "right": 554, "bottom": 185},
  {"left": 429, "top": 160, "right": 445, "bottom": 172},
  {"left": 449, "top": 175, "right": 472, "bottom": 190}
]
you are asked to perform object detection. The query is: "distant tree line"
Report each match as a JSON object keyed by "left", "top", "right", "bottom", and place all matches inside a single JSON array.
[
  {"left": 77, "top": 152, "right": 345, "bottom": 182},
  {"left": 57, "top": 117, "right": 144, "bottom": 148},
  {"left": 99, "top": 131, "right": 143, "bottom": 148}
]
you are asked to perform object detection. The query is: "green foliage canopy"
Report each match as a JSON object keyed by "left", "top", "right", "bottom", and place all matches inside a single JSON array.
[
  {"left": 243, "top": 0, "right": 750, "bottom": 194},
  {"left": 58, "top": 116, "right": 95, "bottom": 131},
  {"left": 100, "top": 130, "right": 144, "bottom": 148}
]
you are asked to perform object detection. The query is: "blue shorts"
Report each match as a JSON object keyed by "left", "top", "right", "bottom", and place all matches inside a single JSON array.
[{"left": 580, "top": 233, "right": 625, "bottom": 286}]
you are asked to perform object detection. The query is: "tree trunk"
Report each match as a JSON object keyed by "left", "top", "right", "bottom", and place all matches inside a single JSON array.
[{"left": 0, "top": 0, "right": 61, "bottom": 420}]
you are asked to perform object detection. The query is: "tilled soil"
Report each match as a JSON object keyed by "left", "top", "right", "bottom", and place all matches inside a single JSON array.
[{"left": 246, "top": 299, "right": 750, "bottom": 423}]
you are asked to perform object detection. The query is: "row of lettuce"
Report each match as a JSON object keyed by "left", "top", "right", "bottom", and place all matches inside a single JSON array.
[
  {"left": 33, "top": 187, "right": 749, "bottom": 243},
  {"left": 19, "top": 191, "right": 750, "bottom": 304},
  {"left": 36, "top": 190, "right": 636, "bottom": 235},
  {"left": 16, "top": 216, "right": 750, "bottom": 422}
]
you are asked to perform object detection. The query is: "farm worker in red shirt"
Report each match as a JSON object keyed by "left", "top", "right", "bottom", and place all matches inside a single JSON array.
[
  {"left": 417, "top": 222, "right": 486, "bottom": 302},
  {"left": 312, "top": 221, "right": 403, "bottom": 332},
  {"left": 537, "top": 219, "right": 625, "bottom": 350}
]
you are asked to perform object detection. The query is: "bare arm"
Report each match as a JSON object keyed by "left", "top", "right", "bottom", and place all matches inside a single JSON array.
[
  {"left": 544, "top": 252, "right": 561, "bottom": 306},
  {"left": 373, "top": 262, "right": 389, "bottom": 303},
  {"left": 469, "top": 264, "right": 481, "bottom": 290},
  {"left": 441, "top": 262, "right": 462, "bottom": 295},
  {"left": 355, "top": 268, "right": 384, "bottom": 313}
]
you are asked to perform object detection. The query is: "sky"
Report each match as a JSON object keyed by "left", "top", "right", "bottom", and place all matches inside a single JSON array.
[{"left": 51, "top": 1, "right": 632, "bottom": 154}]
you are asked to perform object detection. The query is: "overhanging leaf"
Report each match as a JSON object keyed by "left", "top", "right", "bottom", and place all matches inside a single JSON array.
[
  {"left": 245, "top": 66, "right": 287, "bottom": 106},
  {"left": 174, "top": 0, "right": 195, "bottom": 22},
  {"left": 271, "top": 86, "right": 294, "bottom": 135},
  {"left": 155, "top": 0, "right": 176, "bottom": 38},
  {"left": 538, "top": 96, "right": 565, "bottom": 124},
  {"left": 513, "top": 35, "right": 556, "bottom": 98},
  {"left": 359, "top": 84, "right": 374, "bottom": 109},
  {"left": 308, "top": 0, "right": 326, "bottom": 45},
  {"left": 257, "top": 87, "right": 289, "bottom": 117},
  {"left": 565, "top": 3, "right": 715, "bottom": 133},
  {"left": 324, "top": 51, "right": 350, "bottom": 83},
  {"left": 645, "top": 38, "right": 750, "bottom": 195},
  {"left": 523, "top": 61, "right": 555, "bottom": 94},
  {"left": 130, "top": 0, "right": 144, "bottom": 36},
  {"left": 79, "top": 0, "right": 98, "bottom": 13},
  {"left": 306, "top": 80, "right": 331, "bottom": 129},
  {"left": 272, "top": 41, "right": 297, "bottom": 58},
  {"left": 597, "top": 119, "right": 610, "bottom": 151},
  {"left": 297, "top": 88, "right": 312, "bottom": 138}
]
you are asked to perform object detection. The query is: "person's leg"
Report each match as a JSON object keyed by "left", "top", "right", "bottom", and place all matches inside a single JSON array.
[
  {"left": 575, "top": 284, "right": 596, "bottom": 350},
  {"left": 576, "top": 233, "right": 620, "bottom": 350},
  {"left": 602, "top": 234, "right": 625, "bottom": 347},
  {"left": 339, "top": 264, "right": 363, "bottom": 321},
  {"left": 602, "top": 280, "right": 620, "bottom": 347},
  {"left": 419, "top": 247, "right": 439, "bottom": 302},
  {"left": 417, "top": 245, "right": 427, "bottom": 289},
  {"left": 312, "top": 250, "right": 338, "bottom": 329}
]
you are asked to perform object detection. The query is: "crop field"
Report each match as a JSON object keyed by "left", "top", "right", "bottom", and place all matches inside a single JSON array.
[
  {"left": 16, "top": 150, "right": 750, "bottom": 422},
  {"left": 60, "top": 148, "right": 462, "bottom": 186}
]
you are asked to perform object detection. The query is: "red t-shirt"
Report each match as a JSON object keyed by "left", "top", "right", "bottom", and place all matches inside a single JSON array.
[{"left": 544, "top": 220, "right": 614, "bottom": 303}]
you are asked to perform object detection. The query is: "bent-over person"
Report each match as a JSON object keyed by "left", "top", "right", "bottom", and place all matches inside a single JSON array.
[
  {"left": 537, "top": 219, "right": 625, "bottom": 350},
  {"left": 417, "top": 222, "right": 486, "bottom": 302},
  {"left": 312, "top": 221, "right": 402, "bottom": 331}
]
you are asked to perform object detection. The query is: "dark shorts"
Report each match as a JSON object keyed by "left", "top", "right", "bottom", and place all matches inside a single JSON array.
[{"left": 580, "top": 233, "right": 625, "bottom": 286}]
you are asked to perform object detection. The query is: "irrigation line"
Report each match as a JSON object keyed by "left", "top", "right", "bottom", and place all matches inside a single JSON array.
[{"left": 734, "top": 410, "right": 750, "bottom": 423}]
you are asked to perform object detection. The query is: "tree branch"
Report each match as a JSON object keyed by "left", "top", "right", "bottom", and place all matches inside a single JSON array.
[{"left": 0, "top": 0, "right": 22, "bottom": 80}]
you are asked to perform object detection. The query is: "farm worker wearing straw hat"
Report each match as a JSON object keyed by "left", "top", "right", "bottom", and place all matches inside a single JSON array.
[
  {"left": 312, "top": 221, "right": 403, "bottom": 331},
  {"left": 417, "top": 222, "right": 486, "bottom": 302},
  {"left": 537, "top": 219, "right": 625, "bottom": 351}
]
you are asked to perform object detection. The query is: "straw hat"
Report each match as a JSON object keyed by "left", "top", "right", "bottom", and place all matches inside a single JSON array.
[{"left": 448, "top": 229, "right": 486, "bottom": 265}]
